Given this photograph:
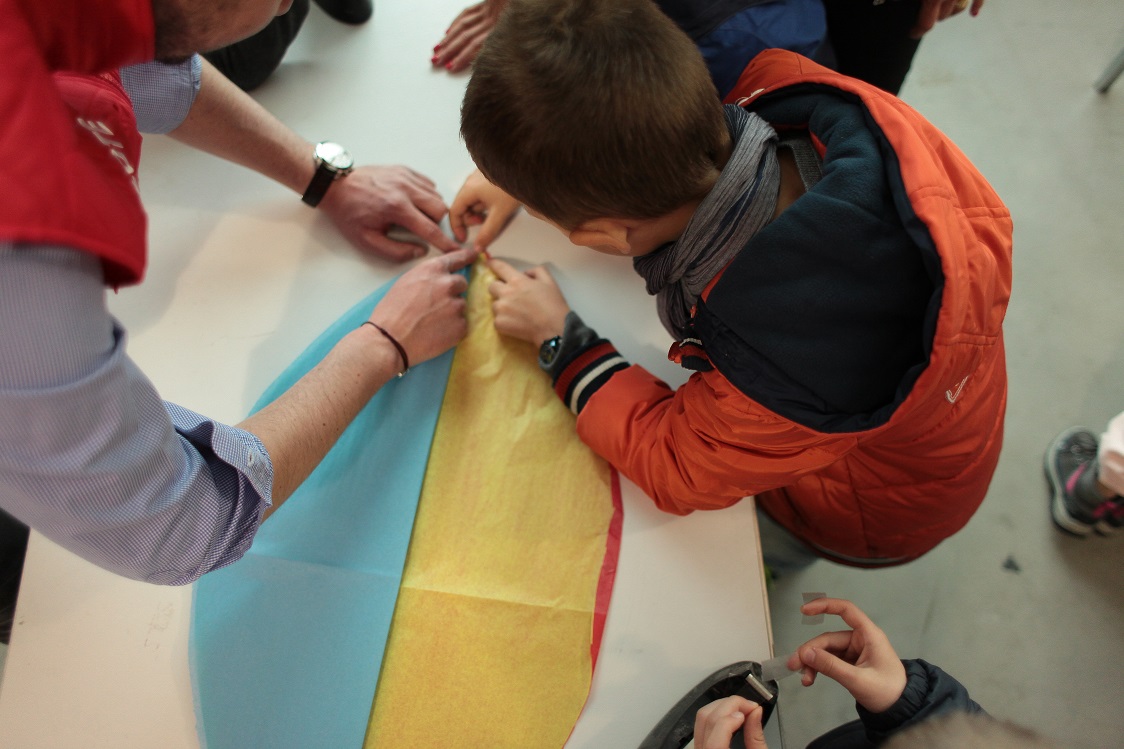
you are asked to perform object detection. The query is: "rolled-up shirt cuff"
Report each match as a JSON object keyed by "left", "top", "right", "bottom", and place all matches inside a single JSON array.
[
  {"left": 165, "top": 402, "right": 274, "bottom": 510},
  {"left": 119, "top": 54, "right": 202, "bottom": 134}
]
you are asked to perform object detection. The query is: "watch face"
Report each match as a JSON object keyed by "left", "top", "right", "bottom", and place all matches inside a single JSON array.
[
  {"left": 539, "top": 336, "right": 561, "bottom": 366},
  {"left": 315, "top": 141, "right": 354, "bottom": 171}
]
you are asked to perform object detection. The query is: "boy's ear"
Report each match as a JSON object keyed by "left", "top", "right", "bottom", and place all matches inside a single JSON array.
[{"left": 568, "top": 219, "right": 632, "bottom": 254}]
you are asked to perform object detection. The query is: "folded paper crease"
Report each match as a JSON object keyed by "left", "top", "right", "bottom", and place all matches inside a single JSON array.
[{"left": 364, "top": 261, "right": 622, "bottom": 748}]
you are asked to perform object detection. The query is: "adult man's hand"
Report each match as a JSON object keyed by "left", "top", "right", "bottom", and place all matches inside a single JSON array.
[
  {"left": 368, "top": 247, "right": 477, "bottom": 365},
  {"left": 320, "top": 165, "right": 463, "bottom": 262}
]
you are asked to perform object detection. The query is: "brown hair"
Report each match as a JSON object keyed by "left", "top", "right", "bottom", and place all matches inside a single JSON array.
[{"left": 460, "top": 0, "right": 728, "bottom": 228}]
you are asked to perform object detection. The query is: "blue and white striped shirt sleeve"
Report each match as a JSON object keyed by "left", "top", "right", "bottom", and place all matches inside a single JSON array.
[
  {"left": 119, "top": 54, "right": 203, "bottom": 135},
  {"left": 0, "top": 243, "right": 272, "bottom": 585}
]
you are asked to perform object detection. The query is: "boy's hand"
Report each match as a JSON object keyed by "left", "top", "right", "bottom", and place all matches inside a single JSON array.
[
  {"left": 784, "top": 598, "right": 907, "bottom": 714},
  {"left": 487, "top": 258, "right": 570, "bottom": 345},
  {"left": 694, "top": 697, "right": 768, "bottom": 749},
  {"left": 450, "top": 169, "right": 522, "bottom": 251}
]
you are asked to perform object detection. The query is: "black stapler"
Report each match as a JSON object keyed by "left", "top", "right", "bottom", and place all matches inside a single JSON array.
[{"left": 638, "top": 661, "right": 778, "bottom": 749}]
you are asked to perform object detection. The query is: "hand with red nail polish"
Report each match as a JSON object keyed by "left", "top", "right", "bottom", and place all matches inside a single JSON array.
[{"left": 431, "top": 0, "right": 506, "bottom": 73}]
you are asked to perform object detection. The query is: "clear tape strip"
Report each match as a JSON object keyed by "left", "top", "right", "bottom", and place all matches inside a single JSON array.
[
  {"left": 759, "top": 655, "right": 797, "bottom": 683},
  {"left": 802, "top": 591, "right": 826, "bottom": 624}
]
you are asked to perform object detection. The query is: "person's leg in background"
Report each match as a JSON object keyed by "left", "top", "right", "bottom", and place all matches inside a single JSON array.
[
  {"left": 1100, "top": 411, "right": 1124, "bottom": 498},
  {"left": 755, "top": 505, "right": 819, "bottom": 578},
  {"left": 820, "top": 0, "right": 922, "bottom": 95},
  {"left": 204, "top": 0, "right": 312, "bottom": 92},
  {"left": 1046, "top": 411, "right": 1124, "bottom": 536},
  {"left": 312, "top": 0, "right": 373, "bottom": 26},
  {"left": 0, "top": 510, "right": 29, "bottom": 646}
]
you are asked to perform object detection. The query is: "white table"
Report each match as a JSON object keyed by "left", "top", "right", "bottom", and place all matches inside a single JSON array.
[{"left": 0, "top": 3, "right": 775, "bottom": 746}]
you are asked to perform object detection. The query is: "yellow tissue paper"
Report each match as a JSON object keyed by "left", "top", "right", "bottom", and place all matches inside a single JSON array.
[{"left": 365, "top": 260, "right": 621, "bottom": 748}]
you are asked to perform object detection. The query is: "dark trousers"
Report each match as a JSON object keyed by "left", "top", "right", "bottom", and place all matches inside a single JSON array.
[
  {"left": 204, "top": 0, "right": 311, "bottom": 91},
  {"left": 822, "top": 0, "right": 923, "bottom": 95},
  {"left": 0, "top": 509, "right": 29, "bottom": 645}
]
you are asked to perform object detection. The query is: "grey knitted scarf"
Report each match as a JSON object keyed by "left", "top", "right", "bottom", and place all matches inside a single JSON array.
[{"left": 633, "top": 104, "right": 780, "bottom": 339}]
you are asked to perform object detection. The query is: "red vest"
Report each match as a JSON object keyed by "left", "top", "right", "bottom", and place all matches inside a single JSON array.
[{"left": 1, "top": 0, "right": 154, "bottom": 286}]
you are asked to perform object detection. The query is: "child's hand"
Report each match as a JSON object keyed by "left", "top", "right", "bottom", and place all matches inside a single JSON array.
[
  {"left": 450, "top": 169, "right": 522, "bottom": 251},
  {"left": 487, "top": 258, "right": 570, "bottom": 345},
  {"left": 784, "top": 598, "right": 907, "bottom": 713},
  {"left": 694, "top": 697, "right": 768, "bottom": 749}
]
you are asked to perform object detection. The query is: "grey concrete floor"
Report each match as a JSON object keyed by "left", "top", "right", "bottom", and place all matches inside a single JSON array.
[{"left": 768, "top": 4, "right": 1124, "bottom": 748}]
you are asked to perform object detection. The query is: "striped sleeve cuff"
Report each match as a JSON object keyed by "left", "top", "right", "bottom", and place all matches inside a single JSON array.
[
  {"left": 545, "top": 312, "right": 630, "bottom": 414},
  {"left": 553, "top": 340, "right": 630, "bottom": 415}
]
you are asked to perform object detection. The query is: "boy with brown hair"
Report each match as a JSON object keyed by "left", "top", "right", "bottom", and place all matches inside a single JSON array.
[{"left": 456, "top": 0, "right": 1013, "bottom": 569}]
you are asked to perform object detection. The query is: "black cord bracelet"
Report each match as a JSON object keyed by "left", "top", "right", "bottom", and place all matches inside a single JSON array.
[{"left": 361, "top": 321, "right": 410, "bottom": 377}]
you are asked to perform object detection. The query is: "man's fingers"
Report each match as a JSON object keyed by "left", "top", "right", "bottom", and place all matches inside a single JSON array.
[
  {"left": 400, "top": 184, "right": 449, "bottom": 224},
  {"left": 395, "top": 210, "right": 461, "bottom": 253},
  {"left": 438, "top": 246, "right": 478, "bottom": 274},
  {"left": 400, "top": 169, "right": 438, "bottom": 192},
  {"left": 364, "top": 232, "right": 427, "bottom": 262},
  {"left": 386, "top": 165, "right": 437, "bottom": 191},
  {"left": 408, "top": 167, "right": 435, "bottom": 186},
  {"left": 446, "top": 272, "right": 470, "bottom": 296}
]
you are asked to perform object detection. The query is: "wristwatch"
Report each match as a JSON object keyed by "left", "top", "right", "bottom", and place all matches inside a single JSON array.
[
  {"left": 301, "top": 141, "right": 354, "bottom": 207},
  {"left": 538, "top": 335, "right": 562, "bottom": 371}
]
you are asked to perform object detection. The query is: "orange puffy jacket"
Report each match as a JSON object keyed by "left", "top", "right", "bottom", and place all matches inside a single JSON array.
[{"left": 564, "top": 51, "right": 1012, "bottom": 566}]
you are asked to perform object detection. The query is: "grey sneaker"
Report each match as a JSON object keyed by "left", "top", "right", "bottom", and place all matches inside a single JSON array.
[
  {"left": 1045, "top": 427, "right": 1121, "bottom": 536},
  {"left": 1095, "top": 497, "right": 1124, "bottom": 535}
]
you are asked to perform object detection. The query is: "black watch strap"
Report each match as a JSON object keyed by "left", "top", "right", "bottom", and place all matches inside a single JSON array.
[{"left": 302, "top": 163, "right": 338, "bottom": 207}]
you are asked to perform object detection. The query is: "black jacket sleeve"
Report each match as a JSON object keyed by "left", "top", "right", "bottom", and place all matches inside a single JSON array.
[{"left": 806, "top": 659, "right": 985, "bottom": 749}]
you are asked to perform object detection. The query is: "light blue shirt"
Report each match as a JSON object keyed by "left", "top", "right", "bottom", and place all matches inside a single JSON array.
[
  {"left": 0, "top": 245, "right": 272, "bottom": 585},
  {"left": 119, "top": 55, "right": 202, "bottom": 134}
]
